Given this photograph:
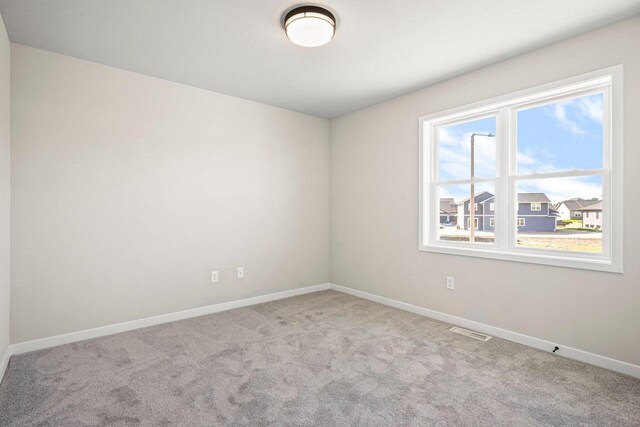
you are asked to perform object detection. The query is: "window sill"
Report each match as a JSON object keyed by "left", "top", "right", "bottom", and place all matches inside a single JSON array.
[{"left": 419, "top": 243, "right": 622, "bottom": 273}]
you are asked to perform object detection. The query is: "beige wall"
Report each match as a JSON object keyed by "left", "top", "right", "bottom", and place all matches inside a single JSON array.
[
  {"left": 8, "top": 16, "right": 640, "bottom": 368},
  {"left": 330, "top": 16, "right": 640, "bottom": 365},
  {"left": 11, "top": 44, "right": 330, "bottom": 343},
  {"left": 0, "top": 15, "right": 9, "bottom": 360}
]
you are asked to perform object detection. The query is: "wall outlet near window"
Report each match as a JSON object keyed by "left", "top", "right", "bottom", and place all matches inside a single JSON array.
[
  {"left": 446, "top": 276, "right": 455, "bottom": 290},
  {"left": 211, "top": 271, "right": 219, "bottom": 283},
  {"left": 237, "top": 267, "right": 244, "bottom": 279}
]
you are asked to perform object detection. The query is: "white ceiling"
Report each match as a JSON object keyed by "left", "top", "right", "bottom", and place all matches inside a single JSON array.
[{"left": 1, "top": 1, "right": 639, "bottom": 118}]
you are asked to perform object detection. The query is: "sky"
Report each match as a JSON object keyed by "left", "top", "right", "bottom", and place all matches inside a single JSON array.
[{"left": 437, "top": 92, "right": 604, "bottom": 204}]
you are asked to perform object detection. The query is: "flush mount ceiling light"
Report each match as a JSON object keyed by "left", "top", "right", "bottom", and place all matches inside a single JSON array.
[{"left": 284, "top": 6, "right": 336, "bottom": 47}]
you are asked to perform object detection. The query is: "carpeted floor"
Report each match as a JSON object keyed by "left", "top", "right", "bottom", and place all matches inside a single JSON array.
[{"left": 1, "top": 290, "right": 639, "bottom": 426}]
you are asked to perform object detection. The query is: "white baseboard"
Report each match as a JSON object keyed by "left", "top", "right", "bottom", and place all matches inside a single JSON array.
[
  {"left": 8, "top": 281, "right": 639, "bottom": 379},
  {"left": 11, "top": 283, "right": 331, "bottom": 355},
  {"left": 0, "top": 345, "right": 10, "bottom": 384},
  {"left": 329, "top": 283, "right": 640, "bottom": 379}
]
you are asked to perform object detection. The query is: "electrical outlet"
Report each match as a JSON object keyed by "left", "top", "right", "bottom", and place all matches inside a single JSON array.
[
  {"left": 446, "top": 276, "right": 455, "bottom": 290},
  {"left": 211, "top": 271, "right": 219, "bottom": 283},
  {"left": 237, "top": 267, "right": 244, "bottom": 279}
]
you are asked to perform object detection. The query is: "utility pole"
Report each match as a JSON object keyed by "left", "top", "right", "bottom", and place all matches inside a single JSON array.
[{"left": 469, "top": 132, "right": 494, "bottom": 243}]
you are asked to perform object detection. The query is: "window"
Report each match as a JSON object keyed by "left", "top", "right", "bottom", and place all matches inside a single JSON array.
[{"left": 420, "top": 67, "right": 623, "bottom": 273}]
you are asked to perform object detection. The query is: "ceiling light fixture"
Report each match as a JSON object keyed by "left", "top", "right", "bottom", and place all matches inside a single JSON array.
[{"left": 284, "top": 6, "right": 336, "bottom": 47}]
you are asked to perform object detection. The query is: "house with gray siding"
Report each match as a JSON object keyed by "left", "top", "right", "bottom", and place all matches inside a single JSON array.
[
  {"left": 458, "top": 192, "right": 558, "bottom": 232},
  {"left": 517, "top": 193, "right": 559, "bottom": 232},
  {"left": 457, "top": 191, "right": 495, "bottom": 231},
  {"left": 556, "top": 198, "right": 600, "bottom": 221},
  {"left": 439, "top": 197, "right": 457, "bottom": 225},
  {"left": 578, "top": 201, "right": 603, "bottom": 229}
]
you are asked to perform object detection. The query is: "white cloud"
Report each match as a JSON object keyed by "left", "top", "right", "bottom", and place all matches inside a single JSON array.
[
  {"left": 517, "top": 150, "right": 556, "bottom": 175},
  {"left": 577, "top": 96, "right": 603, "bottom": 123},
  {"left": 547, "top": 94, "right": 603, "bottom": 137},
  {"left": 518, "top": 177, "right": 602, "bottom": 205},
  {"left": 552, "top": 103, "right": 585, "bottom": 136},
  {"left": 437, "top": 127, "right": 457, "bottom": 145},
  {"left": 439, "top": 185, "right": 465, "bottom": 201},
  {"left": 517, "top": 151, "right": 536, "bottom": 166},
  {"left": 438, "top": 132, "right": 495, "bottom": 180}
]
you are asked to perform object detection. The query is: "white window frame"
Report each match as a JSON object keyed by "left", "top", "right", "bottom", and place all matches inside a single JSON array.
[
  {"left": 489, "top": 217, "right": 495, "bottom": 227},
  {"left": 517, "top": 218, "right": 526, "bottom": 227},
  {"left": 530, "top": 202, "right": 542, "bottom": 211},
  {"left": 419, "top": 66, "right": 623, "bottom": 273}
]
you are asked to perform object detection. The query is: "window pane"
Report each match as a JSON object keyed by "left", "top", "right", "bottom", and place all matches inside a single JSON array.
[
  {"left": 516, "top": 176, "right": 602, "bottom": 253},
  {"left": 437, "top": 182, "right": 495, "bottom": 244},
  {"left": 437, "top": 116, "right": 496, "bottom": 181},
  {"left": 517, "top": 93, "right": 604, "bottom": 174}
]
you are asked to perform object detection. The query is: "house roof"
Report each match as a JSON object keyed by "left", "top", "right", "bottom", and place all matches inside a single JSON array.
[
  {"left": 439, "top": 198, "right": 457, "bottom": 214},
  {"left": 559, "top": 200, "right": 582, "bottom": 210},
  {"left": 456, "top": 191, "right": 494, "bottom": 205},
  {"left": 456, "top": 192, "right": 552, "bottom": 205},
  {"left": 558, "top": 198, "right": 600, "bottom": 211},
  {"left": 577, "top": 201, "right": 602, "bottom": 211},
  {"left": 517, "top": 193, "right": 551, "bottom": 203}
]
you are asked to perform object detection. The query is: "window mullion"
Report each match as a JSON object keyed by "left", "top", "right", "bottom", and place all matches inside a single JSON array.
[
  {"left": 602, "top": 170, "right": 612, "bottom": 258},
  {"left": 508, "top": 105, "right": 515, "bottom": 249},
  {"left": 426, "top": 123, "right": 437, "bottom": 245},
  {"left": 492, "top": 106, "right": 508, "bottom": 250},
  {"left": 602, "top": 85, "right": 612, "bottom": 258}
]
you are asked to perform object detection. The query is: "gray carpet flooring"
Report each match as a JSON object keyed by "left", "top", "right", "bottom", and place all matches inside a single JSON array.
[{"left": 1, "top": 290, "right": 639, "bottom": 426}]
